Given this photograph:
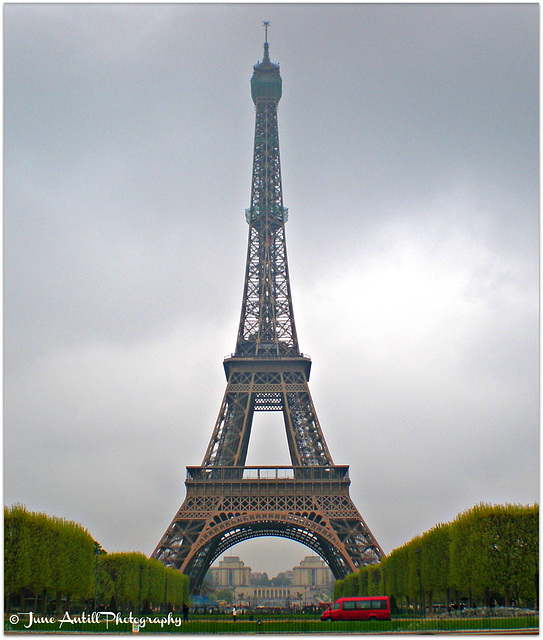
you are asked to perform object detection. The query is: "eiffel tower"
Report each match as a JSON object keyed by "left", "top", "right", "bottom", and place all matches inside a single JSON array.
[{"left": 152, "top": 24, "right": 384, "bottom": 592}]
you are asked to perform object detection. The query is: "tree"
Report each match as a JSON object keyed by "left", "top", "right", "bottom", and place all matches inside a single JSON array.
[
  {"left": 4, "top": 505, "right": 95, "bottom": 613},
  {"left": 332, "top": 503, "right": 538, "bottom": 612},
  {"left": 4, "top": 505, "right": 32, "bottom": 611},
  {"left": 4, "top": 504, "right": 190, "bottom": 615},
  {"left": 215, "top": 589, "right": 234, "bottom": 604},
  {"left": 420, "top": 523, "right": 450, "bottom": 608}
]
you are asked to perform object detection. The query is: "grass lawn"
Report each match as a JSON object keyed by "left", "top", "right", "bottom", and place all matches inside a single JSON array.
[{"left": 5, "top": 612, "right": 539, "bottom": 634}]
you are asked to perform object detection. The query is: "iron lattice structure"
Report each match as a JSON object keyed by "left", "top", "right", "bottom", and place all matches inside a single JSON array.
[{"left": 152, "top": 30, "right": 384, "bottom": 592}]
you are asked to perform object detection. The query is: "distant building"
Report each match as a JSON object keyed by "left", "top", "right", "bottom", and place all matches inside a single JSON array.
[
  {"left": 292, "top": 555, "right": 334, "bottom": 590},
  {"left": 206, "top": 554, "right": 334, "bottom": 608},
  {"left": 208, "top": 556, "right": 251, "bottom": 588}
]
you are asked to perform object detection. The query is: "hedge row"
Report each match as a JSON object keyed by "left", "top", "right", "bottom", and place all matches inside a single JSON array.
[
  {"left": 334, "top": 503, "right": 538, "bottom": 610},
  {"left": 97, "top": 552, "right": 189, "bottom": 613},
  {"left": 4, "top": 505, "right": 189, "bottom": 614},
  {"left": 5, "top": 504, "right": 95, "bottom": 611}
]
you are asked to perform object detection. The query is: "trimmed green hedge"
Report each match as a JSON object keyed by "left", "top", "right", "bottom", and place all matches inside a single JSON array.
[
  {"left": 98, "top": 552, "right": 189, "bottom": 612},
  {"left": 334, "top": 503, "right": 538, "bottom": 610},
  {"left": 4, "top": 504, "right": 189, "bottom": 614},
  {"left": 5, "top": 504, "right": 95, "bottom": 611}
]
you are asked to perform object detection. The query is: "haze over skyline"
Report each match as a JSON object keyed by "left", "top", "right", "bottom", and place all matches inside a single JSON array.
[{"left": 4, "top": 4, "right": 539, "bottom": 574}]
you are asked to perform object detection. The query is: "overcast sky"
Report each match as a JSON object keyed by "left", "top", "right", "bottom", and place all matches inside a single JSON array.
[{"left": 4, "top": 3, "right": 539, "bottom": 577}]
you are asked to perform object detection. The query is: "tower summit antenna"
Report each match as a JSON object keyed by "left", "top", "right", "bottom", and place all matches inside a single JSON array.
[{"left": 262, "top": 21, "right": 271, "bottom": 62}]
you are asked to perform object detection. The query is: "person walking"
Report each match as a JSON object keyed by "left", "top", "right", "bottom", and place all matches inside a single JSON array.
[{"left": 232, "top": 606, "right": 237, "bottom": 622}]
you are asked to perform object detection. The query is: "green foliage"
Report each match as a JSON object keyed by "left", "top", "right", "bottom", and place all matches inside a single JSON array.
[
  {"left": 334, "top": 503, "right": 538, "bottom": 609},
  {"left": 332, "top": 578, "right": 344, "bottom": 600},
  {"left": 97, "top": 552, "right": 189, "bottom": 612},
  {"left": 357, "top": 568, "right": 368, "bottom": 596},
  {"left": 367, "top": 564, "right": 382, "bottom": 595},
  {"left": 214, "top": 589, "right": 235, "bottom": 604},
  {"left": 271, "top": 575, "right": 292, "bottom": 586},
  {"left": 5, "top": 504, "right": 94, "bottom": 603},
  {"left": 4, "top": 504, "right": 32, "bottom": 596},
  {"left": 421, "top": 523, "right": 450, "bottom": 602},
  {"left": 4, "top": 504, "right": 189, "bottom": 613}
]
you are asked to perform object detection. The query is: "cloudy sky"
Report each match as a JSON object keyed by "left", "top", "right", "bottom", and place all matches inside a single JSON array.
[{"left": 4, "top": 3, "right": 539, "bottom": 576}]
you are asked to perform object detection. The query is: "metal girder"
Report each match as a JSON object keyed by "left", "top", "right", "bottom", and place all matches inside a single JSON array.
[
  {"left": 201, "top": 363, "right": 333, "bottom": 467},
  {"left": 236, "top": 97, "right": 297, "bottom": 358}
]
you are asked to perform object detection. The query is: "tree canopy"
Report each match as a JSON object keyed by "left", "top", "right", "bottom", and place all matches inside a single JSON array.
[{"left": 334, "top": 503, "right": 538, "bottom": 610}]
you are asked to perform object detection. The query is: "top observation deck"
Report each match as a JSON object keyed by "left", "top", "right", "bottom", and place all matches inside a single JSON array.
[{"left": 251, "top": 22, "right": 282, "bottom": 103}]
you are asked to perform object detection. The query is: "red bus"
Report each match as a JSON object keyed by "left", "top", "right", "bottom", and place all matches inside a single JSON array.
[{"left": 320, "top": 596, "right": 391, "bottom": 621}]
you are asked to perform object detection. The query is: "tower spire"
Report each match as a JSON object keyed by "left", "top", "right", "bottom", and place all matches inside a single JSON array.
[{"left": 263, "top": 20, "right": 270, "bottom": 62}]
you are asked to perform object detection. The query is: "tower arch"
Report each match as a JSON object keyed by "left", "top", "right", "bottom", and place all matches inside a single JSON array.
[{"left": 153, "top": 466, "right": 382, "bottom": 592}]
